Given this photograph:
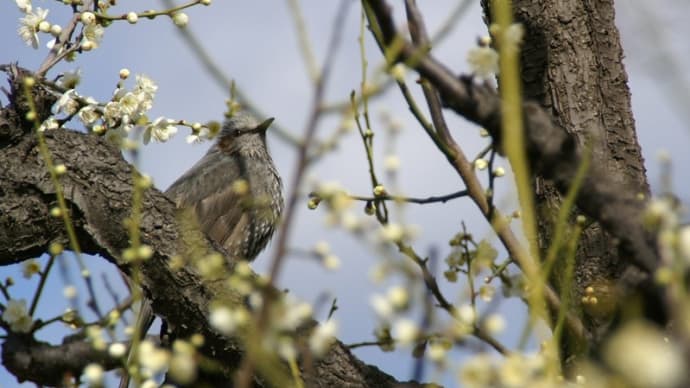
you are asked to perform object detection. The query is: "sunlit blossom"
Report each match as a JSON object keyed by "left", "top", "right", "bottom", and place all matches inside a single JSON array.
[
  {"left": 309, "top": 319, "right": 338, "bottom": 357},
  {"left": 143, "top": 116, "right": 178, "bottom": 144},
  {"left": 18, "top": 7, "right": 48, "bottom": 48},
  {"left": 2, "top": 299, "right": 33, "bottom": 333},
  {"left": 467, "top": 46, "right": 499, "bottom": 79}
]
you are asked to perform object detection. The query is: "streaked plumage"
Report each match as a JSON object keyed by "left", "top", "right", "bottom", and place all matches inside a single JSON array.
[
  {"left": 165, "top": 113, "right": 284, "bottom": 261},
  {"left": 119, "top": 113, "right": 282, "bottom": 388}
]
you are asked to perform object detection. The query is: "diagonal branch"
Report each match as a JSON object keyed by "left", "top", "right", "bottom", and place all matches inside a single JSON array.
[
  {"left": 0, "top": 67, "right": 423, "bottom": 388},
  {"left": 362, "top": 0, "right": 659, "bottom": 278}
]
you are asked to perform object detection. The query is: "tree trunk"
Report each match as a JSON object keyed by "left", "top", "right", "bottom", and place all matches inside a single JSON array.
[{"left": 482, "top": 0, "right": 651, "bottom": 368}]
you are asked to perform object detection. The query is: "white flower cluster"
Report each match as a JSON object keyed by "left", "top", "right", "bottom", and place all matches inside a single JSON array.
[
  {"left": 48, "top": 70, "right": 184, "bottom": 146},
  {"left": 467, "top": 46, "right": 499, "bottom": 80},
  {"left": 312, "top": 240, "right": 341, "bottom": 270},
  {"left": 15, "top": 1, "right": 106, "bottom": 52},
  {"left": 370, "top": 285, "right": 410, "bottom": 320},
  {"left": 644, "top": 197, "right": 690, "bottom": 270},
  {"left": 138, "top": 340, "right": 171, "bottom": 380},
  {"left": 79, "top": 12, "right": 104, "bottom": 51},
  {"left": 460, "top": 353, "right": 547, "bottom": 388},
  {"left": 2, "top": 299, "right": 33, "bottom": 333},
  {"left": 16, "top": 1, "right": 55, "bottom": 49},
  {"left": 603, "top": 321, "right": 684, "bottom": 388}
]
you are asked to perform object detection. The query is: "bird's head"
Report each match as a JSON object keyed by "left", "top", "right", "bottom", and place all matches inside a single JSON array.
[{"left": 217, "top": 113, "right": 275, "bottom": 154}]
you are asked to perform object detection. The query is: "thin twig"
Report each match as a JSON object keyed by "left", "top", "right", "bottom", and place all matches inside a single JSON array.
[
  {"left": 360, "top": 0, "right": 586, "bottom": 343},
  {"left": 159, "top": 0, "right": 301, "bottom": 147},
  {"left": 396, "top": 241, "right": 509, "bottom": 355},
  {"left": 266, "top": 0, "right": 349, "bottom": 287},
  {"left": 349, "top": 189, "right": 468, "bottom": 204},
  {"left": 236, "top": 2, "right": 350, "bottom": 386},
  {"left": 287, "top": 0, "right": 320, "bottom": 83},
  {"left": 37, "top": 13, "right": 81, "bottom": 77},
  {"left": 29, "top": 255, "right": 56, "bottom": 316}
]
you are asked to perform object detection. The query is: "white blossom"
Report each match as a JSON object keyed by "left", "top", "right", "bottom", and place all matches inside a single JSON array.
[
  {"left": 78, "top": 105, "right": 100, "bottom": 125},
  {"left": 279, "top": 297, "right": 313, "bottom": 330},
  {"left": 3, "top": 299, "right": 33, "bottom": 333},
  {"left": 370, "top": 293, "right": 393, "bottom": 319},
  {"left": 209, "top": 306, "right": 248, "bottom": 335},
  {"left": 80, "top": 12, "right": 96, "bottom": 25},
  {"left": 118, "top": 92, "right": 140, "bottom": 117},
  {"left": 37, "top": 117, "right": 59, "bottom": 132},
  {"left": 18, "top": 7, "right": 48, "bottom": 48},
  {"left": 58, "top": 69, "right": 81, "bottom": 89},
  {"left": 474, "top": 158, "right": 488, "bottom": 170},
  {"left": 82, "top": 363, "right": 104, "bottom": 387},
  {"left": 108, "top": 342, "right": 127, "bottom": 358},
  {"left": 309, "top": 319, "right": 338, "bottom": 357},
  {"left": 386, "top": 286, "right": 409, "bottom": 310},
  {"left": 467, "top": 46, "right": 499, "bottom": 79},
  {"left": 134, "top": 74, "right": 158, "bottom": 98},
  {"left": 379, "top": 223, "right": 404, "bottom": 242},
  {"left": 169, "top": 340, "right": 197, "bottom": 384},
  {"left": 455, "top": 304, "right": 477, "bottom": 325},
  {"left": 138, "top": 340, "right": 171, "bottom": 377},
  {"left": 384, "top": 155, "right": 401, "bottom": 172},
  {"left": 392, "top": 318, "right": 419, "bottom": 345},
  {"left": 49, "top": 24, "right": 61, "bottom": 36},
  {"left": 504, "top": 23, "right": 525, "bottom": 48},
  {"left": 604, "top": 321, "right": 684, "bottom": 388},
  {"left": 140, "top": 380, "right": 158, "bottom": 388},
  {"left": 172, "top": 13, "right": 189, "bottom": 27},
  {"left": 427, "top": 341, "right": 448, "bottom": 363},
  {"left": 482, "top": 314, "right": 506, "bottom": 335},
  {"left": 82, "top": 23, "right": 104, "bottom": 48},
  {"left": 313, "top": 240, "right": 330, "bottom": 256},
  {"left": 143, "top": 117, "right": 178, "bottom": 144},
  {"left": 86, "top": 325, "right": 106, "bottom": 350},
  {"left": 276, "top": 337, "right": 297, "bottom": 361},
  {"left": 186, "top": 126, "right": 211, "bottom": 143},
  {"left": 22, "top": 259, "right": 41, "bottom": 278},
  {"left": 499, "top": 354, "right": 532, "bottom": 387},
  {"left": 459, "top": 354, "right": 493, "bottom": 388},
  {"left": 63, "top": 285, "right": 77, "bottom": 299},
  {"left": 389, "top": 63, "right": 406, "bottom": 82},
  {"left": 322, "top": 254, "right": 341, "bottom": 270},
  {"left": 52, "top": 89, "right": 79, "bottom": 115},
  {"left": 126, "top": 12, "right": 139, "bottom": 24},
  {"left": 16, "top": 0, "right": 32, "bottom": 13},
  {"left": 103, "top": 101, "right": 121, "bottom": 126}
]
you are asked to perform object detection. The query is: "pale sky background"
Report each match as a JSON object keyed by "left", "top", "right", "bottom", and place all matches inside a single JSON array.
[{"left": 1, "top": 1, "right": 689, "bottom": 387}]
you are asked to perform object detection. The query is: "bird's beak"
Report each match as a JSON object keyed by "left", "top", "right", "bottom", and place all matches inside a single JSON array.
[{"left": 254, "top": 117, "right": 275, "bottom": 133}]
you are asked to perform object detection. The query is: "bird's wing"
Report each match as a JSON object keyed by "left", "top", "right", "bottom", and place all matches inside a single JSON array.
[{"left": 165, "top": 148, "right": 247, "bottom": 256}]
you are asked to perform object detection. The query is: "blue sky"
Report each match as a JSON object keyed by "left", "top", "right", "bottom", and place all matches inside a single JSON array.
[{"left": 1, "top": 1, "right": 689, "bottom": 387}]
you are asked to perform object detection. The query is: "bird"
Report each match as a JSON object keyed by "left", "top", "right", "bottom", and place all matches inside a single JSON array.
[
  {"left": 119, "top": 112, "right": 283, "bottom": 387},
  {"left": 166, "top": 113, "right": 284, "bottom": 260}
]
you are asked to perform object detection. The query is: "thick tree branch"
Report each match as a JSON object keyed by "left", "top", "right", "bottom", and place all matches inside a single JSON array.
[
  {"left": 363, "top": 0, "right": 659, "bottom": 276},
  {"left": 0, "top": 67, "right": 422, "bottom": 387},
  {"left": 1, "top": 333, "right": 123, "bottom": 386}
]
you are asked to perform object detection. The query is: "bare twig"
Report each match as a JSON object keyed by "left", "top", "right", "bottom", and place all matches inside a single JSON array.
[
  {"left": 349, "top": 189, "right": 468, "bottom": 204},
  {"left": 237, "top": 2, "right": 351, "bottom": 386},
  {"left": 287, "top": 0, "right": 320, "bottom": 83},
  {"left": 363, "top": 0, "right": 588, "bottom": 343},
  {"left": 159, "top": 0, "right": 301, "bottom": 147}
]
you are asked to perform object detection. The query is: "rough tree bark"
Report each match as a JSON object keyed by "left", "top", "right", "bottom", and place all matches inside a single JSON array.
[
  {"left": 0, "top": 66, "right": 423, "bottom": 387},
  {"left": 481, "top": 0, "right": 654, "bottom": 367},
  {"left": 365, "top": 0, "right": 664, "bottom": 376}
]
